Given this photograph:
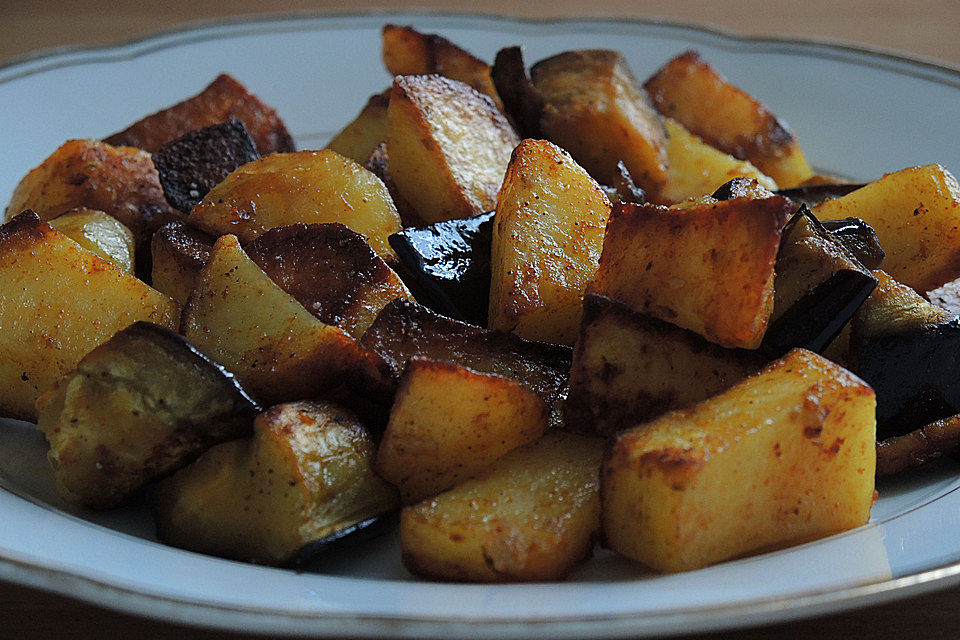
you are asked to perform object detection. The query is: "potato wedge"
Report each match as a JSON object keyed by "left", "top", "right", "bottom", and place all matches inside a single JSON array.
[
  {"left": 602, "top": 348, "right": 875, "bottom": 573},
  {"left": 401, "top": 431, "right": 603, "bottom": 581},
  {"left": 565, "top": 294, "right": 764, "bottom": 437},
  {"left": 375, "top": 358, "right": 548, "bottom": 503},
  {"left": 489, "top": 139, "right": 611, "bottom": 345},
  {"left": 531, "top": 49, "right": 668, "bottom": 196},
  {"left": 180, "top": 234, "right": 393, "bottom": 411},
  {"left": 48, "top": 207, "right": 135, "bottom": 273},
  {"left": 36, "top": 321, "right": 260, "bottom": 509},
  {"left": 0, "top": 211, "right": 179, "bottom": 421},
  {"left": 325, "top": 90, "right": 391, "bottom": 164},
  {"left": 150, "top": 221, "right": 215, "bottom": 307},
  {"left": 104, "top": 73, "right": 295, "bottom": 155},
  {"left": 361, "top": 299, "right": 570, "bottom": 407},
  {"left": 156, "top": 401, "right": 398, "bottom": 564},
  {"left": 386, "top": 74, "right": 518, "bottom": 224},
  {"left": 813, "top": 164, "right": 960, "bottom": 292},
  {"left": 188, "top": 149, "right": 402, "bottom": 263},
  {"left": 245, "top": 223, "right": 412, "bottom": 340},
  {"left": 589, "top": 196, "right": 791, "bottom": 348},
  {"left": 644, "top": 51, "right": 813, "bottom": 188}
]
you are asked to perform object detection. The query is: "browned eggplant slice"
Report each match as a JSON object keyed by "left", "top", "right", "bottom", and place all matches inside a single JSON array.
[
  {"left": 360, "top": 299, "right": 570, "bottom": 407},
  {"left": 711, "top": 176, "right": 776, "bottom": 201},
  {"left": 820, "top": 217, "right": 885, "bottom": 270},
  {"left": 155, "top": 400, "right": 399, "bottom": 565},
  {"left": 491, "top": 45, "right": 544, "bottom": 138},
  {"left": 849, "top": 270, "right": 960, "bottom": 439},
  {"left": 387, "top": 212, "right": 494, "bottom": 325},
  {"left": 152, "top": 119, "right": 260, "bottom": 214},
  {"left": 151, "top": 221, "right": 215, "bottom": 307},
  {"left": 761, "top": 207, "right": 877, "bottom": 358},
  {"left": 104, "top": 73, "right": 295, "bottom": 155},
  {"left": 877, "top": 414, "right": 960, "bottom": 476},
  {"left": 36, "top": 321, "right": 261, "bottom": 509}
]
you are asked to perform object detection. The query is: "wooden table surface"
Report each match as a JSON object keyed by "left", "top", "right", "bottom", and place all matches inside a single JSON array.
[{"left": 1, "top": 1, "right": 959, "bottom": 639}]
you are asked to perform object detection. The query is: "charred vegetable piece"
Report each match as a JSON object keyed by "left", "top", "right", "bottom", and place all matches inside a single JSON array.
[
  {"left": 401, "top": 431, "right": 603, "bottom": 582},
  {"left": 150, "top": 221, "right": 215, "bottom": 307},
  {"left": 361, "top": 299, "right": 570, "bottom": 407},
  {"left": 36, "top": 321, "right": 260, "bottom": 509},
  {"left": 155, "top": 401, "right": 399, "bottom": 565},
  {"left": 48, "top": 208, "right": 136, "bottom": 273},
  {"left": 376, "top": 357, "right": 549, "bottom": 504},
  {"left": 104, "top": 73, "right": 295, "bottom": 155},
  {"left": 761, "top": 208, "right": 877, "bottom": 358},
  {"left": 245, "top": 223, "right": 412, "bottom": 340},
  {"left": 603, "top": 348, "right": 876, "bottom": 573},
  {"left": 152, "top": 119, "right": 260, "bottom": 214},
  {"left": 566, "top": 294, "right": 765, "bottom": 437},
  {"left": 388, "top": 212, "right": 494, "bottom": 326},
  {"left": 711, "top": 176, "right": 776, "bottom": 201},
  {"left": 777, "top": 183, "right": 867, "bottom": 209},
  {"left": 491, "top": 46, "right": 544, "bottom": 138},
  {"left": 849, "top": 270, "right": 960, "bottom": 439},
  {"left": 819, "top": 217, "right": 885, "bottom": 270},
  {"left": 877, "top": 413, "right": 960, "bottom": 476}
]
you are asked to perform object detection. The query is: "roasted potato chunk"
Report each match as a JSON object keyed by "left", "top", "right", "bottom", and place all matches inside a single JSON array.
[
  {"left": 590, "top": 196, "right": 791, "bottom": 349},
  {"left": 376, "top": 358, "right": 548, "bottom": 504},
  {"left": 325, "top": 90, "right": 391, "bottom": 164},
  {"left": 361, "top": 299, "right": 571, "bottom": 407},
  {"left": 156, "top": 401, "right": 398, "bottom": 564},
  {"left": 644, "top": 51, "right": 813, "bottom": 188},
  {"left": 602, "top": 349, "right": 876, "bottom": 573},
  {"left": 813, "top": 164, "right": 960, "bottom": 292},
  {"left": 188, "top": 149, "right": 402, "bottom": 263},
  {"left": 565, "top": 294, "right": 764, "bottom": 437},
  {"left": 489, "top": 139, "right": 611, "bottom": 345},
  {"left": 48, "top": 208, "right": 135, "bottom": 273},
  {"left": 180, "top": 234, "right": 393, "bottom": 410},
  {"left": 104, "top": 73, "right": 295, "bottom": 155},
  {"left": 402, "top": 431, "right": 603, "bottom": 582},
  {"left": 244, "top": 223, "right": 412, "bottom": 340},
  {"left": 0, "top": 211, "right": 179, "bottom": 421},
  {"left": 386, "top": 74, "right": 518, "bottom": 224},
  {"left": 531, "top": 49, "right": 668, "bottom": 196},
  {"left": 36, "top": 322, "right": 260, "bottom": 509},
  {"left": 382, "top": 24, "right": 504, "bottom": 111},
  {"left": 150, "top": 221, "right": 215, "bottom": 307}
]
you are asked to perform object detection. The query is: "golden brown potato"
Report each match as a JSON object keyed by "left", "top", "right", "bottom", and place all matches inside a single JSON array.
[
  {"left": 36, "top": 322, "right": 259, "bottom": 509},
  {"left": 565, "top": 294, "right": 765, "bottom": 437},
  {"left": 188, "top": 149, "right": 402, "bottom": 263},
  {"left": 0, "top": 211, "right": 179, "bottom": 421},
  {"left": 244, "top": 223, "right": 412, "bottom": 340},
  {"left": 382, "top": 24, "right": 504, "bottom": 111},
  {"left": 489, "top": 139, "right": 610, "bottom": 345},
  {"left": 659, "top": 117, "right": 777, "bottom": 203},
  {"left": 180, "top": 234, "right": 393, "bottom": 410},
  {"left": 644, "top": 50, "right": 813, "bottom": 188},
  {"left": 602, "top": 349, "right": 876, "bottom": 573},
  {"left": 325, "top": 90, "right": 391, "bottom": 163},
  {"left": 104, "top": 73, "right": 295, "bottom": 155},
  {"left": 813, "top": 164, "right": 960, "bottom": 292},
  {"left": 156, "top": 401, "right": 398, "bottom": 564},
  {"left": 589, "top": 196, "right": 791, "bottom": 348},
  {"left": 375, "top": 358, "right": 549, "bottom": 504},
  {"left": 386, "top": 74, "right": 518, "bottom": 224},
  {"left": 48, "top": 208, "right": 135, "bottom": 273},
  {"left": 361, "top": 299, "right": 571, "bottom": 407},
  {"left": 150, "top": 221, "right": 215, "bottom": 307},
  {"left": 401, "top": 431, "right": 603, "bottom": 582},
  {"left": 531, "top": 50, "right": 668, "bottom": 196}
]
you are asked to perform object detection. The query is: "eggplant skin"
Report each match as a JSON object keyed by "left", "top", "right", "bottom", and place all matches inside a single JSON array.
[
  {"left": 820, "top": 217, "right": 885, "bottom": 270},
  {"left": 877, "top": 413, "right": 960, "bottom": 476}
]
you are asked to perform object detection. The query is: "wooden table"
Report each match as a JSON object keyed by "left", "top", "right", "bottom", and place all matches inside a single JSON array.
[{"left": 1, "top": 1, "right": 959, "bottom": 639}]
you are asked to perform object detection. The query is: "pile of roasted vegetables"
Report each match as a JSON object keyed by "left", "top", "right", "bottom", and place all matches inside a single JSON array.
[{"left": 3, "top": 24, "right": 960, "bottom": 579}]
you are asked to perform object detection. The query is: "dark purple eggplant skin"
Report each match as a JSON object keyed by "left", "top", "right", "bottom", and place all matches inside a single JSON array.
[
  {"left": 153, "top": 119, "right": 260, "bottom": 214},
  {"left": 388, "top": 212, "right": 494, "bottom": 326},
  {"left": 283, "top": 512, "right": 399, "bottom": 570},
  {"left": 819, "top": 217, "right": 885, "bottom": 270},
  {"left": 776, "top": 183, "right": 866, "bottom": 209},
  {"left": 711, "top": 177, "right": 776, "bottom": 201},
  {"left": 491, "top": 46, "right": 544, "bottom": 139}
]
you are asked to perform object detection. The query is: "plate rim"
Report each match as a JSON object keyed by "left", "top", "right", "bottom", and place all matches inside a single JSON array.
[{"left": 3, "top": 9, "right": 960, "bottom": 638}]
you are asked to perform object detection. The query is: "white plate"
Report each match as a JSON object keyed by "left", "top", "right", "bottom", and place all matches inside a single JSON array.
[{"left": 3, "top": 12, "right": 960, "bottom": 639}]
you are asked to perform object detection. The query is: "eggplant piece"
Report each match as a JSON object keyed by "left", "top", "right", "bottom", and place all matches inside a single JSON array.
[
  {"left": 761, "top": 207, "right": 877, "bottom": 358},
  {"left": 491, "top": 45, "right": 544, "bottom": 138},
  {"left": 152, "top": 120, "right": 260, "bottom": 214},
  {"left": 151, "top": 221, "right": 215, "bottom": 307},
  {"left": 155, "top": 400, "right": 399, "bottom": 565},
  {"left": 876, "top": 413, "right": 960, "bottom": 476},
  {"left": 387, "top": 212, "right": 494, "bottom": 326},
  {"left": 820, "top": 217, "right": 885, "bottom": 270},
  {"left": 609, "top": 161, "right": 647, "bottom": 205},
  {"left": 36, "top": 321, "right": 261, "bottom": 509},
  {"left": 849, "top": 270, "right": 960, "bottom": 439},
  {"left": 711, "top": 176, "right": 776, "bottom": 201},
  {"left": 777, "top": 182, "right": 867, "bottom": 209}
]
